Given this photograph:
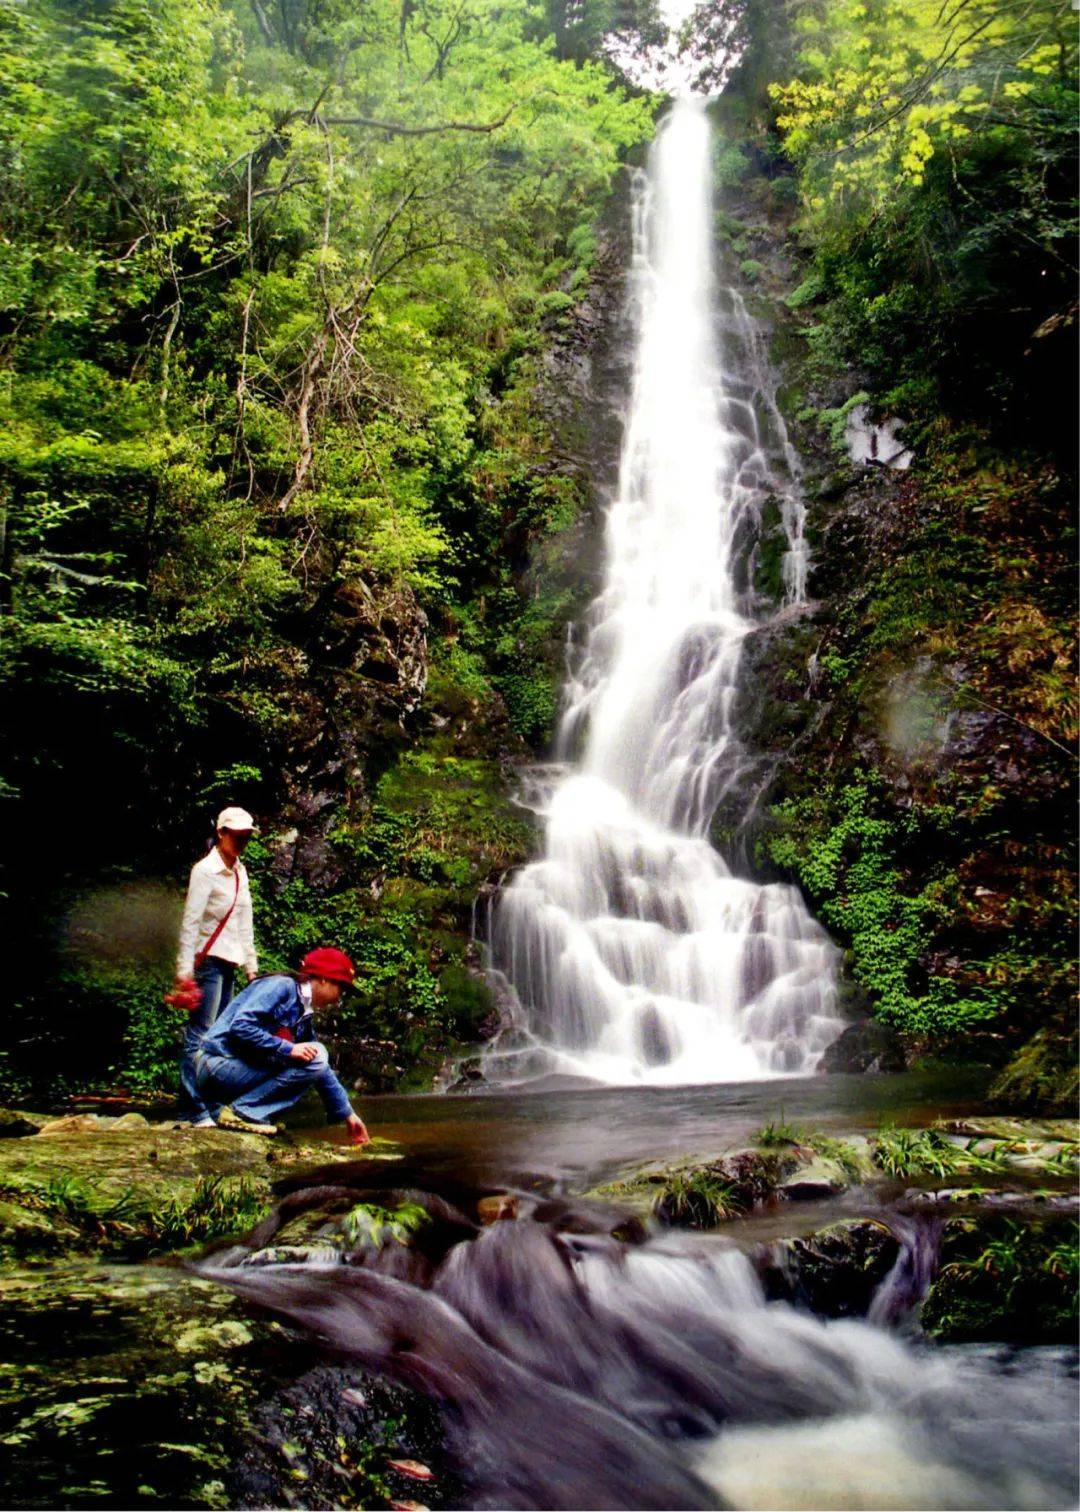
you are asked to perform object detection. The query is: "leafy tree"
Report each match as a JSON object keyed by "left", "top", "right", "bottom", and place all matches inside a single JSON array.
[{"left": 0, "top": 0, "right": 655, "bottom": 1097}]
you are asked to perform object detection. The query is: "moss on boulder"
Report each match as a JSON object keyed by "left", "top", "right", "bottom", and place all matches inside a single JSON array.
[{"left": 0, "top": 1115, "right": 400, "bottom": 1263}]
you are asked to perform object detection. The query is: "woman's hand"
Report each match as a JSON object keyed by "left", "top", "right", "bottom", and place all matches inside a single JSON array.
[
  {"left": 344, "top": 1113, "right": 370, "bottom": 1146},
  {"left": 288, "top": 1042, "right": 321, "bottom": 1062}
]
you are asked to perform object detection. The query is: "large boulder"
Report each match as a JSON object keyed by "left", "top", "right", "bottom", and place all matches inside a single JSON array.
[{"left": 818, "top": 1019, "right": 907, "bottom": 1074}]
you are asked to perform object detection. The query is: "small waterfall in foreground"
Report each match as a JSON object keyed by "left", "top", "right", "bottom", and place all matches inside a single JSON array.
[
  {"left": 486, "top": 97, "right": 844, "bottom": 1085},
  {"left": 204, "top": 1189, "right": 1079, "bottom": 1512}
]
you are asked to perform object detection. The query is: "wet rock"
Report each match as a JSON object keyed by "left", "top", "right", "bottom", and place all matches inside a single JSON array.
[
  {"left": 778, "top": 1156, "right": 847, "bottom": 1202},
  {"left": 477, "top": 1194, "right": 519, "bottom": 1225},
  {"left": 233, "top": 1359, "right": 456, "bottom": 1510},
  {"left": 447, "top": 1057, "right": 487, "bottom": 1094},
  {"left": 0, "top": 1265, "right": 276, "bottom": 1508},
  {"left": 818, "top": 1019, "right": 907, "bottom": 1074},
  {"left": 941, "top": 1115, "right": 1079, "bottom": 1145},
  {"left": 906, "top": 1187, "right": 1078, "bottom": 1212},
  {"left": 761, "top": 1220, "right": 901, "bottom": 1318},
  {"left": 0, "top": 1110, "right": 44, "bottom": 1139},
  {"left": 35, "top": 1114, "right": 108, "bottom": 1137}
]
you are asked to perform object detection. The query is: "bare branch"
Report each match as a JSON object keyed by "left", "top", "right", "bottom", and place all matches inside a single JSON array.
[{"left": 283, "top": 106, "right": 514, "bottom": 136}]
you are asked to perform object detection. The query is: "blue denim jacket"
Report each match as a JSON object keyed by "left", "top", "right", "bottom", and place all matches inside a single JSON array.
[{"left": 199, "top": 974, "right": 314, "bottom": 1067}]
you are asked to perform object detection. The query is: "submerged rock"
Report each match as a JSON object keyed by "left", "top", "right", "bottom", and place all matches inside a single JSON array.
[{"left": 0, "top": 1263, "right": 450, "bottom": 1511}]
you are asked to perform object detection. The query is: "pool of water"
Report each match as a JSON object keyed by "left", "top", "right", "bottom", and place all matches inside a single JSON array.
[{"left": 346, "top": 1067, "right": 992, "bottom": 1189}]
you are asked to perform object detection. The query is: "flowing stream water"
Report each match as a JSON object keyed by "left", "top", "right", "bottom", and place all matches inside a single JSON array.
[
  {"left": 198, "top": 1076, "right": 1078, "bottom": 1511},
  {"left": 485, "top": 96, "right": 844, "bottom": 1087}
]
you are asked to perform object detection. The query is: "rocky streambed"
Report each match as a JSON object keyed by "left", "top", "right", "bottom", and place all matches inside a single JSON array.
[{"left": 0, "top": 1102, "right": 1076, "bottom": 1509}]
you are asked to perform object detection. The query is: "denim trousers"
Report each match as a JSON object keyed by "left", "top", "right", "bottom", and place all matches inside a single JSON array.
[
  {"left": 178, "top": 956, "right": 235, "bottom": 1122},
  {"left": 194, "top": 1041, "right": 353, "bottom": 1124}
]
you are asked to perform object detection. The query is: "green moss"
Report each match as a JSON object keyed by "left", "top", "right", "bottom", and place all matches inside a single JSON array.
[
  {"left": 0, "top": 1173, "right": 267, "bottom": 1259},
  {"left": 752, "top": 495, "right": 787, "bottom": 604},
  {"left": 989, "top": 1027, "right": 1080, "bottom": 1115},
  {"left": 921, "top": 1218, "right": 1078, "bottom": 1343},
  {"left": 815, "top": 390, "right": 871, "bottom": 451}
]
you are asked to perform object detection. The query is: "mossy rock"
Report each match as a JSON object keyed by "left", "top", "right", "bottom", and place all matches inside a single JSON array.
[
  {"left": 0, "top": 1263, "right": 449, "bottom": 1509},
  {"left": 920, "top": 1214, "right": 1078, "bottom": 1344},
  {"left": 763, "top": 1220, "right": 900, "bottom": 1318},
  {"left": 0, "top": 1120, "right": 400, "bottom": 1261},
  {"left": 988, "top": 1028, "right": 1079, "bottom": 1116},
  {"left": 591, "top": 1141, "right": 864, "bottom": 1230}
]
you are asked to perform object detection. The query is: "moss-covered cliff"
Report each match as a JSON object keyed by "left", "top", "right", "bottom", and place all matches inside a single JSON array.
[{"left": 703, "top": 22, "right": 1076, "bottom": 1107}]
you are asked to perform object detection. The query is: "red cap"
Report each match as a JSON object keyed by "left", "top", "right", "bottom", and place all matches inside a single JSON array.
[{"left": 299, "top": 947, "right": 356, "bottom": 985}]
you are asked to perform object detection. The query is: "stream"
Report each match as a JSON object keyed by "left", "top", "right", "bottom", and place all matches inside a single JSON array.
[{"left": 193, "top": 1072, "right": 1078, "bottom": 1512}]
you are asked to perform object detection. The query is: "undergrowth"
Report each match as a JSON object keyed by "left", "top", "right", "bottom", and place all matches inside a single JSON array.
[
  {"left": 654, "top": 1169, "right": 746, "bottom": 1228},
  {"left": 0, "top": 1174, "right": 267, "bottom": 1257}
]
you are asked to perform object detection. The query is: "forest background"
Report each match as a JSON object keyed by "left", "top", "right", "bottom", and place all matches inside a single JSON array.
[{"left": 0, "top": 0, "right": 1075, "bottom": 1108}]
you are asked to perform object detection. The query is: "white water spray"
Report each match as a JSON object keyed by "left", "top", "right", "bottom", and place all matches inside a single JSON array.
[{"left": 487, "top": 97, "right": 843, "bottom": 1085}]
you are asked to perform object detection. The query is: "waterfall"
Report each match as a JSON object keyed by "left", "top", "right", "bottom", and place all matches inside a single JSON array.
[{"left": 486, "top": 97, "right": 844, "bottom": 1085}]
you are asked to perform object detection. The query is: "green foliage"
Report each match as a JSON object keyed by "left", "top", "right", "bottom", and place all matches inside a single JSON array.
[
  {"left": 0, "top": 1173, "right": 266, "bottom": 1255},
  {"left": 0, "top": 0, "right": 655, "bottom": 1097},
  {"left": 870, "top": 1125, "right": 964, "bottom": 1178},
  {"left": 655, "top": 1168, "right": 746, "bottom": 1227},
  {"left": 756, "top": 1118, "right": 803, "bottom": 1147},
  {"left": 756, "top": 1120, "right": 863, "bottom": 1178},
  {"left": 765, "top": 0, "right": 1077, "bottom": 431},
  {"left": 714, "top": 140, "right": 750, "bottom": 187},
  {"left": 340, "top": 1200, "right": 430, "bottom": 1250},
  {"left": 815, "top": 391, "right": 870, "bottom": 452},
  {"left": 784, "top": 271, "right": 825, "bottom": 310},
  {"left": 767, "top": 776, "right": 1018, "bottom": 1038},
  {"left": 145, "top": 1176, "right": 268, "bottom": 1254},
  {"left": 921, "top": 1218, "right": 1079, "bottom": 1343}
]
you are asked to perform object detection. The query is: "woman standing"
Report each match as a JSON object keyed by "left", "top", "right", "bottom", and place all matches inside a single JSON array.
[{"left": 174, "top": 806, "right": 258, "bottom": 1127}]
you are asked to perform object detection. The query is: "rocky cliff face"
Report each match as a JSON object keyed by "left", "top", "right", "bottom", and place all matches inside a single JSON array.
[
  {"left": 707, "top": 123, "right": 1076, "bottom": 1107},
  {"left": 268, "top": 577, "right": 429, "bottom": 892}
]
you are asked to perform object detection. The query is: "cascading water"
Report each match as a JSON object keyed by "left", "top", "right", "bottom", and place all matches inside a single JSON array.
[
  {"left": 487, "top": 96, "right": 843, "bottom": 1085},
  {"left": 203, "top": 1179, "right": 1080, "bottom": 1512}
]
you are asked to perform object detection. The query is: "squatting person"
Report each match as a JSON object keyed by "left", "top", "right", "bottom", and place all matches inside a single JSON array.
[
  {"left": 194, "top": 946, "right": 370, "bottom": 1144},
  {"left": 174, "top": 805, "right": 259, "bottom": 1128}
]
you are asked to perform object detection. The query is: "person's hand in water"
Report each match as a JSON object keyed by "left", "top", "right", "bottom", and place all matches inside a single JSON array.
[{"left": 344, "top": 1113, "right": 370, "bottom": 1146}]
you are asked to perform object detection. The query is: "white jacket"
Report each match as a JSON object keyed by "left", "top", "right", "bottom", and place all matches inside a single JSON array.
[{"left": 176, "top": 847, "right": 257, "bottom": 977}]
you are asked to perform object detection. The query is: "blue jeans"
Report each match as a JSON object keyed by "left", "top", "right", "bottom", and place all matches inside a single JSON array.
[
  {"left": 194, "top": 1041, "right": 353, "bottom": 1124},
  {"left": 178, "top": 957, "right": 235, "bottom": 1122}
]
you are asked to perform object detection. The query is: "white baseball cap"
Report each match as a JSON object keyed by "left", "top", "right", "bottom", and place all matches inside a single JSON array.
[{"left": 216, "top": 806, "right": 256, "bottom": 832}]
